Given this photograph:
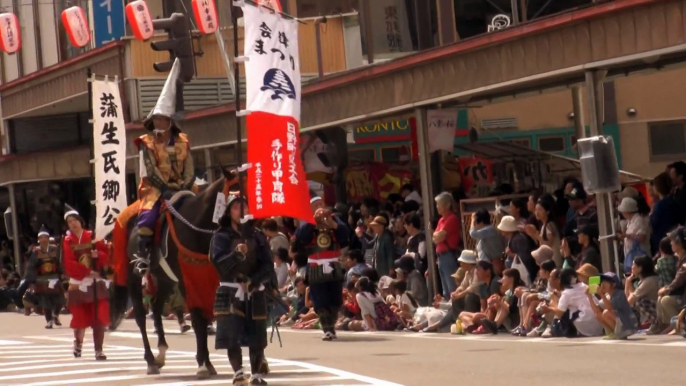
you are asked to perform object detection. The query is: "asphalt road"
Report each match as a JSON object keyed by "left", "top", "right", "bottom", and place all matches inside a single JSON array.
[{"left": 0, "top": 313, "right": 684, "bottom": 386}]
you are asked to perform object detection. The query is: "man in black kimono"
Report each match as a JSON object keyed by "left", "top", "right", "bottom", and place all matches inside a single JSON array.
[
  {"left": 210, "top": 193, "right": 274, "bottom": 385},
  {"left": 291, "top": 191, "right": 350, "bottom": 341},
  {"left": 25, "top": 225, "right": 63, "bottom": 329}
]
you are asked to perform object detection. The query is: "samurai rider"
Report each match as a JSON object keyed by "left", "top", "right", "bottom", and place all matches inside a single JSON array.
[
  {"left": 211, "top": 193, "right": 274, "bottom": 385},
  {"left": 292, "top": 191, "right": 350, "bottom": 341},
  {"left": 25, "top": 225, "right": 64, "bottom": 329},
  {"left": 133, "top": 59, "right": 195, "bottom": 276}
]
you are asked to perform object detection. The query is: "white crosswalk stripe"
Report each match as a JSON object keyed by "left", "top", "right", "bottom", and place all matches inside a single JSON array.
[{"left": 0, "top": 339, "right": 400, "bottom": 386}]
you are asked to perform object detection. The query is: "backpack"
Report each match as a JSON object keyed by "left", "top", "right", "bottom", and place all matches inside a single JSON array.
[{"left": 372, "top": 300, "right": 400, "bottom": 331}]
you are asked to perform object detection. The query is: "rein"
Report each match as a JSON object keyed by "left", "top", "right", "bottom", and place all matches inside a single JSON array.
[{"left": 164, "top": 200, "right": 216, "bottom": 235}]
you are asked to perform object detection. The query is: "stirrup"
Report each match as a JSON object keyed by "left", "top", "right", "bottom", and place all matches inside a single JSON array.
[{"left": 131, "top": 254, "right": 151, "bottom": 276}]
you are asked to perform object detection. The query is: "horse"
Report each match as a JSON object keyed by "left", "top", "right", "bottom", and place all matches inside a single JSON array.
[{"left": 111, "top": 168, "right": 236, "bottom": 377}]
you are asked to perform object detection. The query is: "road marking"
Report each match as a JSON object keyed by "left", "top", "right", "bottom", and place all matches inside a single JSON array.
[
  {"left": 276, "top": 328, "right": 686, "bottom": 348},
  {"left": 0, "top": 340, "right": 27, "bottom": 345},
  {"left": 0, "top": 340, "right": 401, "bottom": 386}
]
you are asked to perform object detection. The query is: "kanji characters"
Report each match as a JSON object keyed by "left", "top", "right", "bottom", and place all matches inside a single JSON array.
[
  {"left": 101, "top": 180, "right": 120, "bottom": 201},
  {"left": 102, "top": 151, "right": 120, "bottom": 174},
  {"left": 100, "top": 122, "right": 120, "bottom": 145}
]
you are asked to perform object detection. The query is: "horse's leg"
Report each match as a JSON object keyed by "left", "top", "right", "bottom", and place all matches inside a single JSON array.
[
  {"left": 128, "top": 276, "right": 158, "bottom": 375},
  {"left": 191, "top": 309, "right": 214, "bottom": 378},
  {"left": 152, "top": 280, "right": 170, "bottom": 369}
]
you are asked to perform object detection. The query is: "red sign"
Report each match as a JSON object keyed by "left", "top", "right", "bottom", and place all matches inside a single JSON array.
[
  {"left": 61, "top": 6, "right": 90, "bottom": 48},
  {"left": 346, "top": 163, "right": 412, "bottom": 202},
  {"left": 246, "top": 112, "right": 314, "bottom": 223},
  {"left": 0, "top": 13, "right": 20, "bottom": 54},
  {"left": 459, "top": 158, "right": 493, "bottom": 196},
  {"left": 192, "top": 0, "right": 219, "bottom": 34},
  {"left": 126, "top": 1, "right": 154, "bottom": 41}
]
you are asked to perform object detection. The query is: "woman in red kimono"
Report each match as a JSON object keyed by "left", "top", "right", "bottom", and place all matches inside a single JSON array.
[{"left": 62, "top": 204, "right": 110, "bottom": 360}]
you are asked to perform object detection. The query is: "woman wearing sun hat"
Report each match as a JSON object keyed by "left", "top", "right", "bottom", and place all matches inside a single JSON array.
[{"left": 498, "top": 216, "right": 537, "bottom": 282}]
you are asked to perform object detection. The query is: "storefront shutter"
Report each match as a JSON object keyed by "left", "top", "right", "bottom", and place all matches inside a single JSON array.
[{"left": 10, "top": 113, "right": 90, "bottom": 153}]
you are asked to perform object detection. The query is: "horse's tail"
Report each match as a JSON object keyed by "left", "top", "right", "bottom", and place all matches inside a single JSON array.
[{"left": 113, "top": 200, "right": 141, "bottom": 287}]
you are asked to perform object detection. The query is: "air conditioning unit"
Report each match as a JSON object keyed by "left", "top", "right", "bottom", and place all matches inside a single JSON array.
[{"left": 480, "top": 118, "right": 518, "bottom": 130}]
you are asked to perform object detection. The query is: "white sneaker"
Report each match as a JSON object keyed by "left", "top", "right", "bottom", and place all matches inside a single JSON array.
[
  {"left": 541, "top": 326, "right": 553, "bottom": 338},
  {"left": 526, "top": 328, "right": 541, "bottom": 337}
]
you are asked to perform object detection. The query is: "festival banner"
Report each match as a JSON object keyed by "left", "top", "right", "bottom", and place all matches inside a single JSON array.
[
  {"left": 459, "top": 157, "right": 494, "bottom": 197},
  {"left": 346, "top": 163, "right": 412, "bottom": 202},
  {"left": 427, "top": 109, "right": 458, "bottom": 152},
  {"left": 91, "top": 76, "right": 127, "bottom": 240},
  {"left": 242, "top": 4, "right": 313, "bottom": 222}
]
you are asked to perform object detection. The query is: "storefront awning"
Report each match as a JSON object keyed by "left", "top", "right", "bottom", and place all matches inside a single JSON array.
[{"left": 453, "top": 141, "right": 646, "bottom": 182}]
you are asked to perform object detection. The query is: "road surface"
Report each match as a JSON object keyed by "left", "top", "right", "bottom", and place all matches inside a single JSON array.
[{"left": 0, "top": 313, "right": 683, "bottom": 385}]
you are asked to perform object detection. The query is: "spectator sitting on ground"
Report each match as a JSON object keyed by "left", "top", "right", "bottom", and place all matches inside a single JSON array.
[
  {"left": 457, "top": 260, "right": 502, "bottom": 334},
  {"left": 278, "top": 277, "right": 309, "bottom": 327},
  {"left": 651, "top": 227, "right": 686, "bottom": 334},
  {"left": 626, "top": 255, "right": 659, "bottom": 328},
  {"left": 349, "top": 277, "right": 386, "bottom": 332},
  {"left": 412, "top": 250, "right": 481, "bottom": 333},
  {"left": 464, "top": 268, "right": 525, "bottom": 335},
  {"left": 394, "top": 255, "right": 428, "bottom": 307},
  {"left": 344, "top": 249, "right": 369, "bottom": 287},
  {"left": 547, "top": 267, "right": 604, "bottom": 337},
  {"left": 498, "top": 216, "right": 538, "bottom": 281},
  {"left": 0, "top": 270, "right": 18, "bottom": 312},
  {"left": 336, "top": 281, "right": 362, "bottom": 331},
  {"left": 533, "top": 268, "right": 562, "bottom": 338},
  {"left": 292, "top": 284, "right": 319, "bottom": 330},
  {"left": 391, "top": 280, "right": 419, "bottom": 327},
  {"left": 588, "top": 272, "right": 637, "bottom": 340},
  {"left": 513, "top": 245, "right": 557, "bottom": 336}
]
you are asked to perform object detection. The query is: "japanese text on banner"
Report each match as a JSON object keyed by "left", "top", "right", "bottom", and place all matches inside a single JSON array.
[
  {"left": 92, "top": 78, "right": 127, "bottom": 240},
  {"left": 243, "top": 5, "right": 301, "bottom": 121}
]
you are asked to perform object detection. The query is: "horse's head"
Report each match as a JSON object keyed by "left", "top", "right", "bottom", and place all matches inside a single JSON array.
[{"left": 219, "top": 166, "right": 241, "bottom": 198}]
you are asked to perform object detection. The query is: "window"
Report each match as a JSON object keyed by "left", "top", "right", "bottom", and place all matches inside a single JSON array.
[
  {"left": 538, "top": 136, "right": 565, "bottom": 152},
  {"left": 380, "top": 146, "right": 409, "bottom": 163},
  {"left": 509, "top": 139, "right": 531, "bottom": 148},
  {"left": 649, "top": 122, "right": 686, "bottom": 159},
  {"left": 349, "top": 148, "right": 375, "bottom": 162}
]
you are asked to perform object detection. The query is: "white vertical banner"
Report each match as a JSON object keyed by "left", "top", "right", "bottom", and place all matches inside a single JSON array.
[
  {"left": 427, "top": 109, "right": 458, "bottom": 152},
  {"left": 243, "top": 5, "right": 301, "bottom": 121},
  {"left": 91, "top": 77, "right": 127, "bottom": 240}
]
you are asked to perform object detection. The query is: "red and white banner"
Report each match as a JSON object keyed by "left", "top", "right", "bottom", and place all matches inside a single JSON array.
[
  {"left": 242, "top": 4, "right": 313, "bottom": 223},
  {"left": 459, "top": 157, "right": 494, "bottom": 198}
]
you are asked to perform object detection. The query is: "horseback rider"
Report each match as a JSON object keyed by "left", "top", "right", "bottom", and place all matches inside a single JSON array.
[
  {"left": 292, "top": 190, "right": 350, "bottom": 341},
  {"left": 25, "top": 224, "right": 64, "bottom": 329},
  {"left": 134, "top": 59, "right": 195, "bottom": 276},
  {"left": 210, "top": 192, "right": 274, "bottom": 385}
]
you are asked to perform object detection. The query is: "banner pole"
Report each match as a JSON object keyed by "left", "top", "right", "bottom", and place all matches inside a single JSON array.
[
  {"left": 233, "top": 3, "right": 245, "bottom": 219},
  {"left": 87, "top": 67, "right": 99, "bottom": 328}
]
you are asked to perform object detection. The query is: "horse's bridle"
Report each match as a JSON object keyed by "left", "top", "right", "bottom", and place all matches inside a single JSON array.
[{"left": 164, "top": 178, "right": 234, "bottom": 235}]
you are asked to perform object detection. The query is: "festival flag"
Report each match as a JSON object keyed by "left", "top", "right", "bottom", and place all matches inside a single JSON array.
[
  {"left": 459, "top": 157, "right": 493, "bottom": 197},
  {"left": 91, "top": 76, "right": 127, "bottom": 240},
  {"left": 241, "top": 4, "right": 313, "bottom": 223}
]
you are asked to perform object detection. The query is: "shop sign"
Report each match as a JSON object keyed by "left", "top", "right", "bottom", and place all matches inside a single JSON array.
[
  {"left": 346, "top": 163, "right": 412, "bottom": 202},
  {"left": 354, "top": 119, "right": 411, "bottom": 142},
  {"left": 459, "top": 157, "right": 493, "bottom": 197}
]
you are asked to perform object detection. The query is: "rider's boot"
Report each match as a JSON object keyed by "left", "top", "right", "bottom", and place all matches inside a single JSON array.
[{"left": 134, "top": 235, "right": 153, "bottom": 276}]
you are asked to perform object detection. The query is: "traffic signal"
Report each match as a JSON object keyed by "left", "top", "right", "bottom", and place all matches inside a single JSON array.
[{"left": 151, "top": 13, "right": 195, "bottom": 82}]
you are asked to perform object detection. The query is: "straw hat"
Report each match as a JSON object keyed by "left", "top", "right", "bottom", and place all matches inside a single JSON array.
[
  {"left": 576, "top": 263, "right": 599, "bottom": 279},
  {"left": 369, "top": 216, "right": 388, "bottom": 227},
  {"left": 457, "top": 250, "right": 478, "bottom": 264},
  {"left": 497, "top": 216, "right": 519, "bottom": 232},
  {"left": 532, "top": 245, "right": 554, "bottom": 265},
  {"left": 617, "top": 197, "right": 638, "bottom": 213}
]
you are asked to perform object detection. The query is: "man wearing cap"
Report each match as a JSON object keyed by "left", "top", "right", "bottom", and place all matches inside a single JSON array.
[
  {"left": 573, "top": 224, "right": 602, "bottom": 272},
  {"left": 25, "top": 224, "right": 63, "bottom": 329},
  {"left": 291, "top": 191, "right": 350, "bottom": 341},
  {"left": 133, "top": 59, "right": 195, "bottom": 276},
  {"left": 563, "top": 186, "right": 598, "bottom": 238},
  {"left": 587, "top": 272, "right": 637, "bottom": 339}
]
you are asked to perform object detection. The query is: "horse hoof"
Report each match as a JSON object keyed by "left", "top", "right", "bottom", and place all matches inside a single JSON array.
[
  {"left": 259, "top": 360, "right": 270, "bottom": 375},
  {"left": 196, "top": 365, "right": 210, "bottom": 379},
  {"left": 154, "top": 346, "right": 167, "bottom": 368},
  {"left": 207, "top": 362, "right": 218, "bottom": 376},
  {"left": 146, "top": 365, "right": 160, "bottom": 375},
  {"left": 154, "top": 358, "right": 165, "bottom": 369}
]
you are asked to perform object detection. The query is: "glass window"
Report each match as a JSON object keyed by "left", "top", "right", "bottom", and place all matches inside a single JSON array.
[
  {"left": 349, "top": 148, "right": 375, "bottom": 162},
  {"left": 649, "top": 122, "right": 686, "bottom": 158},
  {"left": 510, "top": 139, "right": 531, "bottom": 148},
  {"left": 381, "top": 146, "right": 407, "bottom": 163},
  {"left": 538, "top": 136, "right": 565, "bottom": 152}
]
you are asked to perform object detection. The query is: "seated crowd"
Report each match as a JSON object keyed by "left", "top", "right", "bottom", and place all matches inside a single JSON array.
[{"left": 270, "top": 176, "right": 686, "bottom": 338}]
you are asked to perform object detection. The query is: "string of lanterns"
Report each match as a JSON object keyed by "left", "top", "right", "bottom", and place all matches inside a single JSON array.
[{"left": 0, "top": 0, "right": 222, "bottom": 54}]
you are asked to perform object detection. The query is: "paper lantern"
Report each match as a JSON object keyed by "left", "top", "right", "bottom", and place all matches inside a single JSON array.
[
  {"left": 126, "top": 0, "right": 154, "bottom": 41},
  {"left": 192, "top": 0, "right": 218, "bottom": 34},
  {"left": 0, "top": 13, "right": 20, "bottom": 54},
  {"left": 61, "top": 6, "right": 90, "bottom": 48}
]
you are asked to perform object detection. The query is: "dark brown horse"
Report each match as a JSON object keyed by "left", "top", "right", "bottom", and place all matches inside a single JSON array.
[{"left": 113, "top": 169, "right": 237, "bottom": 377}]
